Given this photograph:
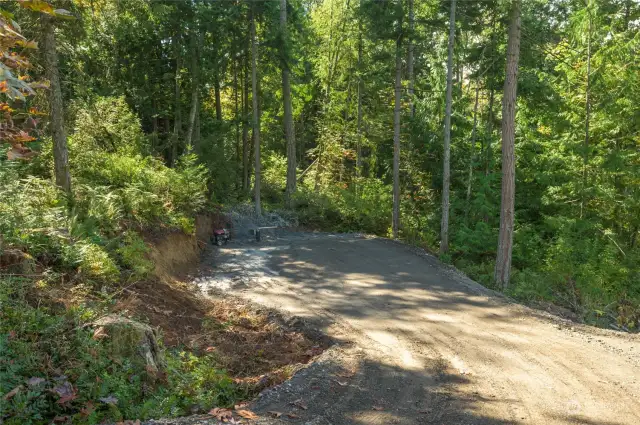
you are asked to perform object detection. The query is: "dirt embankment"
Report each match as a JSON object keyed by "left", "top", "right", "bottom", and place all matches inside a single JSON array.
[{"left": 120, "top": 218, "right": 329, "bottom": 393}]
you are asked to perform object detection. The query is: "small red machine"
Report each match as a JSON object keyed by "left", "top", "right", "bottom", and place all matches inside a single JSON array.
[{"left": 212, "top": 228, "right": 230, "bottom": 246}]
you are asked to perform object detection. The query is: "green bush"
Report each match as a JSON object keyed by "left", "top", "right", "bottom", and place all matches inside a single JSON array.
[
  {"left": 541, "top": 217, "right": 638, "bottom": 314},
  {"left": 116, "top": 232, "right": 154, "bottom": 281},
  {"left": 0, "top": 95, "right": 208, "bottom": 284},
  {"left": 293, "top": 179, "right": 391, "bottom": 235},
  {"left": 63, "top": 241, "right": 120, "bottom": 284},
  {"left": 70, "top": 96, "right": 147, "bottom": 156}
]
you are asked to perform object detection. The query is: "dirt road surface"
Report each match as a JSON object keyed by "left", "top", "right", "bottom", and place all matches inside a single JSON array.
[{"left": 193, "top": 232, "right": 639, "bottom": 425}]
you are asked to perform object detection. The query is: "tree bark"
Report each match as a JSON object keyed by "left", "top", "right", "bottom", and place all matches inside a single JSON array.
[
  {"left": 485, "top": 86, "right": 495, "bottom": 176},
  {"left": 392, "top": 0, "right": 403, "bottom": 239},
  {"left": 494, "top": 0, "right": 521, "bottom": 288},
  {"left": 214, "top": 73, "right": 222, "bottom": 122},
  {"left": 485, "top": 10, "right": 497, "bottom": 181},
  {"left": 42, "top": 16, "right": 71, "bottom": 194},
  {"left": 281, "top": 0, "right": 297, "bottom": 207},
  {"left": 356, "top": 16, "right": 363, "bottom": 180},
  {"left": 466, "top": 83, "right": 480, "bottom": 204},
  {"left": 407, "top": 0, "right": 415, "bottom": 118},
  {"left": 152, "top": 110, "right": 158, "bottom": 151},
  {"left": 250, "top": 5, "right": 262, "bottom": 215},
  {"left": 440, "top": 0, "right": 456, "bottom": 255},
  {"left": 194, "top": 102, "right": 200, "bottom": 150},
  {"left": 185, "top": 30, "right": 199, "bottom": 148},
  {"left": 172, "top": 34, "right": 182, "bottom": 167},
  {"left": 581, "top": 8, "right": 592, "bottom": 219},
  {"left": 242, "top": 46, "right": 250, "bottom": 191},
  {"left": 234, "top": 54, "right": 240, "bottom": 166}
]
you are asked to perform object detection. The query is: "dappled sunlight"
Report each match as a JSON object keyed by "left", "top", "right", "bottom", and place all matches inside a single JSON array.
[
  {"left": 201, "top": 233, "right": 640, "bottom": 424},
  {"left": 422, "top": 312, "right": 459, "bottom": 323}
]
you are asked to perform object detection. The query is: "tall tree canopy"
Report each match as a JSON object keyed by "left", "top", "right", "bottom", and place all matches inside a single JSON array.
[{"left": 4, "top": 0, "right": 640, "bottom": 326}]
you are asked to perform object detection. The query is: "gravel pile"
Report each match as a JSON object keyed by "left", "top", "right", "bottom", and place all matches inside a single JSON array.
[{"left": 227, "top": 203, "right": 298, "bottom": 236}]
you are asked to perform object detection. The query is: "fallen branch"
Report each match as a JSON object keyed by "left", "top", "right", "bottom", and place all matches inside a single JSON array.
[{"left": 297, "top": 158, "right": 318, "bottom": 183}]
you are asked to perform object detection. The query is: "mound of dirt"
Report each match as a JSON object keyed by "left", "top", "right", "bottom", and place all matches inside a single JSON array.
[
  {"left": 227, "top": 203, "right": 298, "bottom": 238},
  {"left": 116, "top": 279, "right": 329, "bottom": 393}
]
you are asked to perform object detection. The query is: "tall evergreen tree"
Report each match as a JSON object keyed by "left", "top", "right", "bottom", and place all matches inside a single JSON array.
[
  {"left": 440, "top": 0, "right": 456, "bottom": 255},
  {"left": 494, "top": 0, "right": 521, "bottom": 288},
  {"left": 281, "top": 0, "right": 297, "bottom": 207}
]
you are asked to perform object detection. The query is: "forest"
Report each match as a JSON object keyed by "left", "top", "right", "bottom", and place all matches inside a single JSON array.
[{"left": 0, "top": 0, "right": 639, "bottom": 423}]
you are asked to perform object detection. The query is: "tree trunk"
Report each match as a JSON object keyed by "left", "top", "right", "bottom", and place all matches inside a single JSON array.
[
  {"left": 234, "top": 55, "right": 240, "bottom": 167},
  {"left": 194, "top": 102, "right": 200, "bottom": 150},
  {"left": 392, "top": 0, "right": 403, "bottom": 239},
  {"left": 494, "top": 0, "right": 521, "bottom": 288},
  {"left": 186, "top": 30, "right": 199, "bottom": 148},
  {"left": 581, "top": 9, "right": 592, "bottom": 219},
  {"left": 214, "top": 73, "right": 222, "bottom": 122},
  {"left": 250, "top": 6, "right": 262, "bottom": 216},
  {"left": 466, "top": 83, "right": 480, "bottom": 204},
  {"left": 164, "top": 118, "right": 171, "bottom": 164},
  {"left": 356, "top": 17, "right": 363, "bottom": 180},
  {"left": 281, "top": 0, "right": 297, "bottom": 207},
  {"left": 152, "top": 114, "right": 158, "bottom": 151},
  {"left": 172, "top": 34, "right": 182, "bottom": 167},
  {"left": 485, "top": 87, "right": 495, "bottom": 176},
  {"left": 485, "top": 10, "right": 497, "bottom": 181},
  {"left": 42, "top": 16, "right": 71, "bottom": 194},
  {"left": 242, "top": 48, "right": 250, "bottom": 191},
  {"left": 407, "top": 0, "right": 415, "bottom": 118},
  {"left": 440, "top": 0, "right": 456, "bottom": 255}
]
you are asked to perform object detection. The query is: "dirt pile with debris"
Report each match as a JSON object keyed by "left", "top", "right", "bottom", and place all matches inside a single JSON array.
[
  {"left": 119, "top": 278, "right": 329, "bottom": 394},
  {"left": 226, "top": 203, "right": 298, "bottom": 238}
]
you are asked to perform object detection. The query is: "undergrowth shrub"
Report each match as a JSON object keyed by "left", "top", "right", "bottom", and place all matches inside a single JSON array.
[
  {"left": 0, "top": 96, "right": 242, "bottom": 424},
  {"left": 293, "top": 179, "right": 391, "bottom": 235},
  {"left": 1, "top": 95, "right": 208, "bottom": 282},
  {"left": 0, "top": 278, "right": 243, "bottom": 425},
  {"left": 70, "top": 96, "right": 147, "bottom": 156},
  {"left": 262, "top": 153, "right": 287, "bottom": 204}
]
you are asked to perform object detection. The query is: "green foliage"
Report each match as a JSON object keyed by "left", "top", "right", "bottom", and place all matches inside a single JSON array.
[
  {"left": 63, "top": 241, "right": 120, "bottom": 284},
  {"left": 0, "top": 96, "right": 208, "bottom": 286},
  {"left": 71, "top": 97, "right": 147, "bottom": 156},
  {"left": 0, "top": 278, "right": 243, "bottom": 425},
  {"left": 115, "top": 232, "right": 154, "bottom": 281},
  {"left": 292, "top": 178, "right": 391, "bottom": 235},
  {"left": 0, "top": 171, "right": 68, "bottom": 260},
  {"left": 0, "top": 87, "right": 220, "bottom": 422},
  {"left": 262, "top": 153, "right": 288, "bottom": 204}
]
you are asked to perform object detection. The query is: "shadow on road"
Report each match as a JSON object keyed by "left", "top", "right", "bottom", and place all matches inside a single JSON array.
[{"left": 207, "top": 235, "right": 636, "bottom": 425}]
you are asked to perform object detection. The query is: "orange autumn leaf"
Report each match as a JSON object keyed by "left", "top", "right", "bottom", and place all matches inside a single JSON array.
[
  {"left": 208, "top": 407, "right": 233, "bottom": 422},
  {"left": 237, "top": 409, "right": 259, "bottom": 420}
]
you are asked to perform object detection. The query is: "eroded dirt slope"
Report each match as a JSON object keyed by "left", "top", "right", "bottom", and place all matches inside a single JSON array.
[{"left": 191, "top": 232, "right": 639, "bottom": 425}]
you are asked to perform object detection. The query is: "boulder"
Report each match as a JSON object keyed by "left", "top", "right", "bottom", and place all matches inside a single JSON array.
[
  {"left": 0, "top": 249, "right": 36, "bottom": 275},
  {"left": 93, "top": 315, "right": 165, "bottom": 371}
]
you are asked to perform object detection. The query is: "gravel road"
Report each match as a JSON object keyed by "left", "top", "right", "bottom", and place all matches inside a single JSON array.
[{"left": 154, "top": 232, "right": 640, "bottom": 425}]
